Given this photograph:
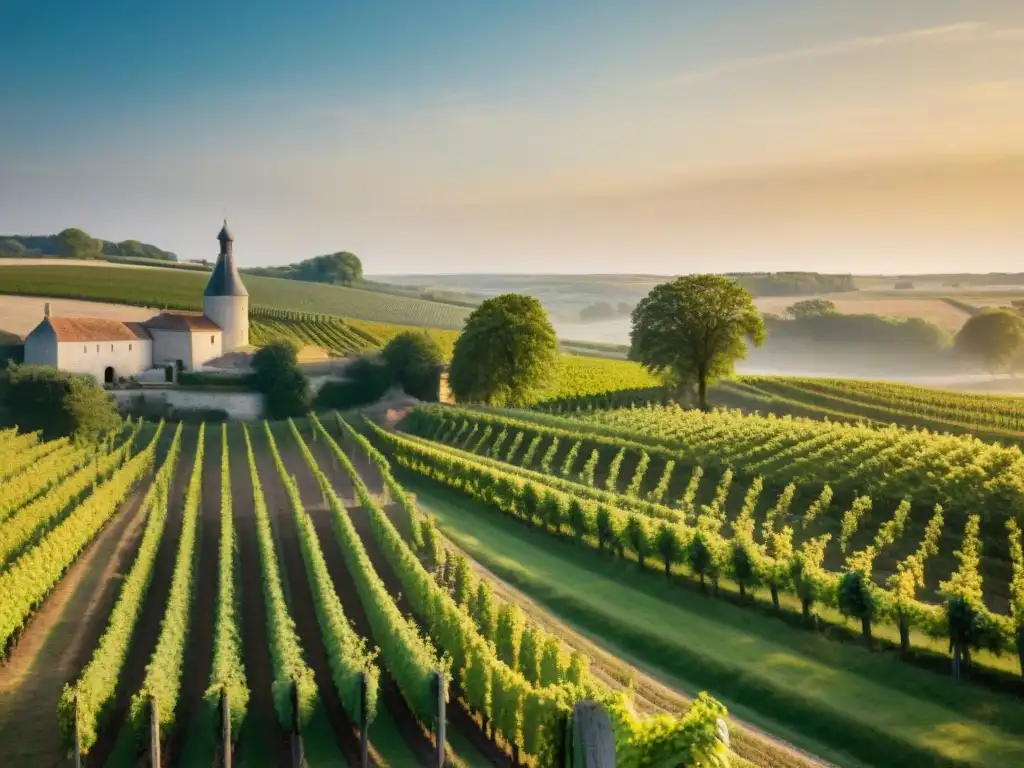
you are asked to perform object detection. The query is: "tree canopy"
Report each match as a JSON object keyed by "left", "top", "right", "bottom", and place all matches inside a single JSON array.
[
  {"left": 56, "top": 228, "right": 103, "bottom": 260},
  {"left": 1, "top": 364, "right": 121, "bottom": 442},
  {"left": 252, "top": 341, "right": 310, "bottom": 418},
  {"left": 786, "top": 299, "right": 837, "bottom": 319},
  {"left": 630, "top": 275, "right": 765, "bottom": 410},
  {"left": 382, "top": 330, "right": 444, "bottom": 400},
  {"left": 245, "top": 252, "right": 363, "bottom": 286},
  {"left": 448, "top": 293, "right": 558, "bottom": 406},
  {"left": 954, "top": 309, "right": 1024, "bottom": 374}
]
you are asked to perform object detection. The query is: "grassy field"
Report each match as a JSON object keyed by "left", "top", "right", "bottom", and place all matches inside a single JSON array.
[
  {"left": 0, "top": 263, "right": 470, "bottom": 329},
  {"left": 400, "top": 474, "right": 1024, "bottom": 768}
]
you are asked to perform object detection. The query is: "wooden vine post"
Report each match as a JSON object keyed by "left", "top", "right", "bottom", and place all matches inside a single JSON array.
[
  {"left": 149, "top": 695, "right": 161, "bottom": 768},
  {"left": 73, "top": 692, "right": 82, "bottom": 768},
  {"left": 290, "top": 680, "right": 304, "bottom": 768},
  {"left": 433, "top": 671, "right": 446, "bottom": 768},
  {"left": 359, "top": 671, "right": 370, "bottom": 768},
  {"left": 221, "top": 687, "right": 232, "bottom": 768},
  {"left": 570, "top": 701, "right": 615, "bottom": 768}
]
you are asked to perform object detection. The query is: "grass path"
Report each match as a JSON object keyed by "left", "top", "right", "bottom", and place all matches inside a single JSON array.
[{"left": 400, "top": 474, "right": 1024, "bottom": 768}]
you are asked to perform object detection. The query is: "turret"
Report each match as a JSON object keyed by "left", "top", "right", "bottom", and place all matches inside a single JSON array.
[{"left": 203, "top": 219, "right": 249, "bottom": 351}]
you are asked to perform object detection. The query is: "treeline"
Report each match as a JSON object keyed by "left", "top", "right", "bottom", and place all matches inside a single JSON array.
[
  {"left": 242, "top": 251, "right": 363, "bottom": 286},
  {"left": 0, "top": 229, "right": 178, "bottom": 262},
  {"left": 728, "top": 272, "right": 857, "bottom": 296}
]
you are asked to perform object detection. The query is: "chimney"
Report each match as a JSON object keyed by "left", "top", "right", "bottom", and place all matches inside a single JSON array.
[{"left": 44, "top": 302, "right": 51, "bottom": 318}]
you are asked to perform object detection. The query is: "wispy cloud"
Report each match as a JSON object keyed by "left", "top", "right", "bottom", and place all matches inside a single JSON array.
[{"left": 668, "top": 21, "right": 1024, "bottom": 86}]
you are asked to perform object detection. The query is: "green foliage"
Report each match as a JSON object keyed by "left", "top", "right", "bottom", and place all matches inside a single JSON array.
[
  {"left": 579, "top": 448, "right": 599, "bottom": 487},
  {"left": 629, "top": 275, "right": 765, "bottom": 409},
  {"left": 57, "top": 424, "right": 180, "bottom": 754},
  {"left": 955, "top": 309, "right": 1024, "bottom": 373},
  {"left": 472, "top": 581, "right": 497, "bottom": 642},
  {"left": 839, "top": 496, "right": 873, "bottom": 554},
  {"left": 539, "top": 437, "right": 560, "bottom": 474},
  {"left": 496, "top": 603, "right": 525, "bottom": 669},
  {"left": 625, "top": 451, "right": 650, "bottom": 498},
  {"left": 271, "top": 423, "right": 380, "bottom": 725},
  {"left": 240, "top": 425, "right": 318, "bottom": 730},
  {"left": 252, "top": 341, "right": 310, "bottom": 419},
  {"left": 605, "top": 448, "right": 625, "bottom": 492},
  {"left": 4, "top": 363, "right": 121, "bottom": 442},
  {"left": 246, "top": 251, "right": 363, "bottom": 286},
  {"left": 382, "top": 330, "right": 444, "bottom": 400},
  {"left": 315, "top": 355, "right": 393, "bottom": 411},
  {"left": 206, "top": 425, "right": 249, "bottom": 737},
  {"left": 449, "top": 293, "right": 558, "bottom": 406},
  {"left": 560, "top": 440, "right": 582, "bottom": 477},
  {"left": 786, "top": 299, "right": 837, "bottom": 319},
  {"left": 129, "top": 425, "right": 207, "bottom": 739},
  {"left": 57, "top": 227, "right": 103, "bottom": 260},
  {"left": 0, "top": 425, "right": 160, "bottom": 657},
  {"left": 647, "top": 459, "right": 675, "bottom": 504},
  {"left": 607, "top": 690, "right": 729, "bottom": 768}
]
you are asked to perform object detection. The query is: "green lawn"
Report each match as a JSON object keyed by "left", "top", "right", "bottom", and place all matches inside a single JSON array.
[{"left": 400, "top": 475, "right": 1024, "bottom": 768}]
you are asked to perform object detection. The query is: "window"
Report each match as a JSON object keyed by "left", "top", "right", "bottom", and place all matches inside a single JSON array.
[
  {"left": 96, "top": 345, "right": 100, "bottom": 353},
  {"left": 129, "top": 343, "right": 132, "bottom": 351},
  {"left": 83, "top": 346, "right": 87, "bottom": 354},
  {"left": 111, "top": 344, "right": 114, "bottom": 352},
  {"left": 211, "top": 335, "right": 215, "bottom": 345}
]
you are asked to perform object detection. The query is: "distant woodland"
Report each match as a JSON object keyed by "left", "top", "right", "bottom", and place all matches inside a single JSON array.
[{"left": 0, "top": 228, "right": 178, "bottom": 262}]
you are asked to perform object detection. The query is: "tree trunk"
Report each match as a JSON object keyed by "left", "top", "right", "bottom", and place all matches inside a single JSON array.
[
  {"left": 801, "top": 596, "right": 811, "bottom": 621},
  {"left": 898, "top": 614, "right": 910, "bottom": 658},
  {"left": 861, "top": 615, "right": 872, "bottom": 644},
  {"left": 738, "top": 581, "right": 745, "bottom": 599},
  {"left": 770, "top": 584, "right": 780, "bottom": 611},
  {"left": 1017, "top": 629, "right": 1024, "bottom": 678},
  {"left": 699, "top": 572, "right": 706, "bottom": 591},
  {"left": 664, "top": 560, "right": 671, "bottom": 579},
  {"left": 952, "top": 641, "right": 961, "bottom": 680},
  {"left": 698, "top": 375, "right": 709, "bottom": 412}
]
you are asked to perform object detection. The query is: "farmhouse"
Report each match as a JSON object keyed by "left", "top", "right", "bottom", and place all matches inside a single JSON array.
[{"left": 23, "top": 221, "right": 249, "bottom": 383}]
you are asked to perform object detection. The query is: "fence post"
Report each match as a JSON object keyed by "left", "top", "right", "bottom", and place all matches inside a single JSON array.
[
  {"left": 149, "top": 695, "right": 161, "bottom": 768},
  {"left": 569, "top": 701, "right": 615, "bottom": 768},
  {"left": 433, "top": 671, "right": 446, "bottom": 768},
  {"left": 290, "top": 680, "right": 304, "bottom": 768},
  {"left": 359, "top": 672, "right": 370, "bottom": 768},
  {"left": 73, "top": 692, "right": 82, "bottom": 768},
  {"left": 221, "top": 687, "right": 232, "bottom": 768}
]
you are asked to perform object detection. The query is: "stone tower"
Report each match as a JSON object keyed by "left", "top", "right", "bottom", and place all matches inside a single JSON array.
[{"left": 203, "top": 220, "right": 249, "bottom": 351}]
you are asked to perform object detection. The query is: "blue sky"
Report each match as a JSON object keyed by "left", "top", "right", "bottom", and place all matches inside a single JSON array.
[{"left": 2, "top": 0, "right": 1022, "bottom": 274}]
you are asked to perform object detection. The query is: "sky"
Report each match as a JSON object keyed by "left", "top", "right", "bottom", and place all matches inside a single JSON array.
[{"left": 1, "top": 0, "right": 1022, "bottom": 275}]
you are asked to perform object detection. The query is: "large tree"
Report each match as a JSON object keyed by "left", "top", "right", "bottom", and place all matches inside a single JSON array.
[
  {"left": 630, "top": 275, "right": 765, "bottom": 410},
  {"left": 56, "top": 228, "right": 102, "bottom": 260},
  {"left": 448, "top": 293, "right": 557, "bottom": 406},
  {"left": 252, "top": 341, "right": 310, "bottom": 418},
  {"left": 382, "top": 330, "right": 444, "bottom": 400},
  {"left": 955, "top": 309, "right": 1024, "bottom": 375},
  {"left": 2, "top": 364, "right": 121, "bottom": 442}
]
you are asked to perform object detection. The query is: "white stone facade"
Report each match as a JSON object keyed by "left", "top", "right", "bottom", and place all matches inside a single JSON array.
[{"left": 203, "top": 294, "right": 249, "bottom": 352}]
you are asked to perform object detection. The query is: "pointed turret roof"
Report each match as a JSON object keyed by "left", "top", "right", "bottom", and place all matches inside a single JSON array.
[{"left": 205, "top": 219, "right": 248, "bottom": 297}]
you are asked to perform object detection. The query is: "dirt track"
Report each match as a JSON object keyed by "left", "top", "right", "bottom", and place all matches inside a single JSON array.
[
  {"left": 169, "top": 426, "right": 222, "bottom": 764},
  {"left": 303, "top": 424, "right": 513, "bottom": 768},
  {"left": 227, "top": 426, "right": 291, "bottom": 768},
  {"left": 0, "top": 487, "right": 149, "bottom": 768},
  {"left": 251, "top": 427, "right": 363, "bottom": 766},
  {"left": 276, "top": 424, "right": 441, "bottom": 767}
]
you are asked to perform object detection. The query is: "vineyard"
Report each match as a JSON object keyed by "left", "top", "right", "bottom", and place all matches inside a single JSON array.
[
  {"left": 536, "top": 375, "right": 1024, "bottom": 445},
  {"left": 362, "top": 404, "right": 1024, "bottom": 767},
  {"left": 0, "top": 417, "right": 751, "bottom": 768},
  {"left": 0, "top": 263, "right": 470, "bottom": 329}
]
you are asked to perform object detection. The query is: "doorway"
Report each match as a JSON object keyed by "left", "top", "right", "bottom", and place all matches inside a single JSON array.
[{"left": 104, "top": 366, "right": 115, "bottom": 385}]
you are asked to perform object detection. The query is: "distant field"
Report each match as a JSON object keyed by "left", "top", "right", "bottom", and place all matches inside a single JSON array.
[
  {"left": 753, "top": 295, "right": 975, "bottom": 332},
  {"left": 0, "top": 263, "right": 470, "bottom": 329},
  {"left": 0, "top": 296, "right": 157, "bottom": 337}
]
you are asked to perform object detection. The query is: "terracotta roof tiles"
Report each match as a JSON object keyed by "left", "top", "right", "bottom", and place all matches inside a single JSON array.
[
  {"left": 44, "top": 317, "right": 151, "bottom": 342},
  {"left": 144, "top": 312, "right": 222, "bottom": 332}
]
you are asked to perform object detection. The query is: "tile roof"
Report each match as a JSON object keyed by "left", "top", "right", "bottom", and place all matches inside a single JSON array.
[
  {"left": 45, "top": 317, "right": 152, "bottom": 342},
  {"left": 145, "top": 312, "right": 222, "bottom": 332}
]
